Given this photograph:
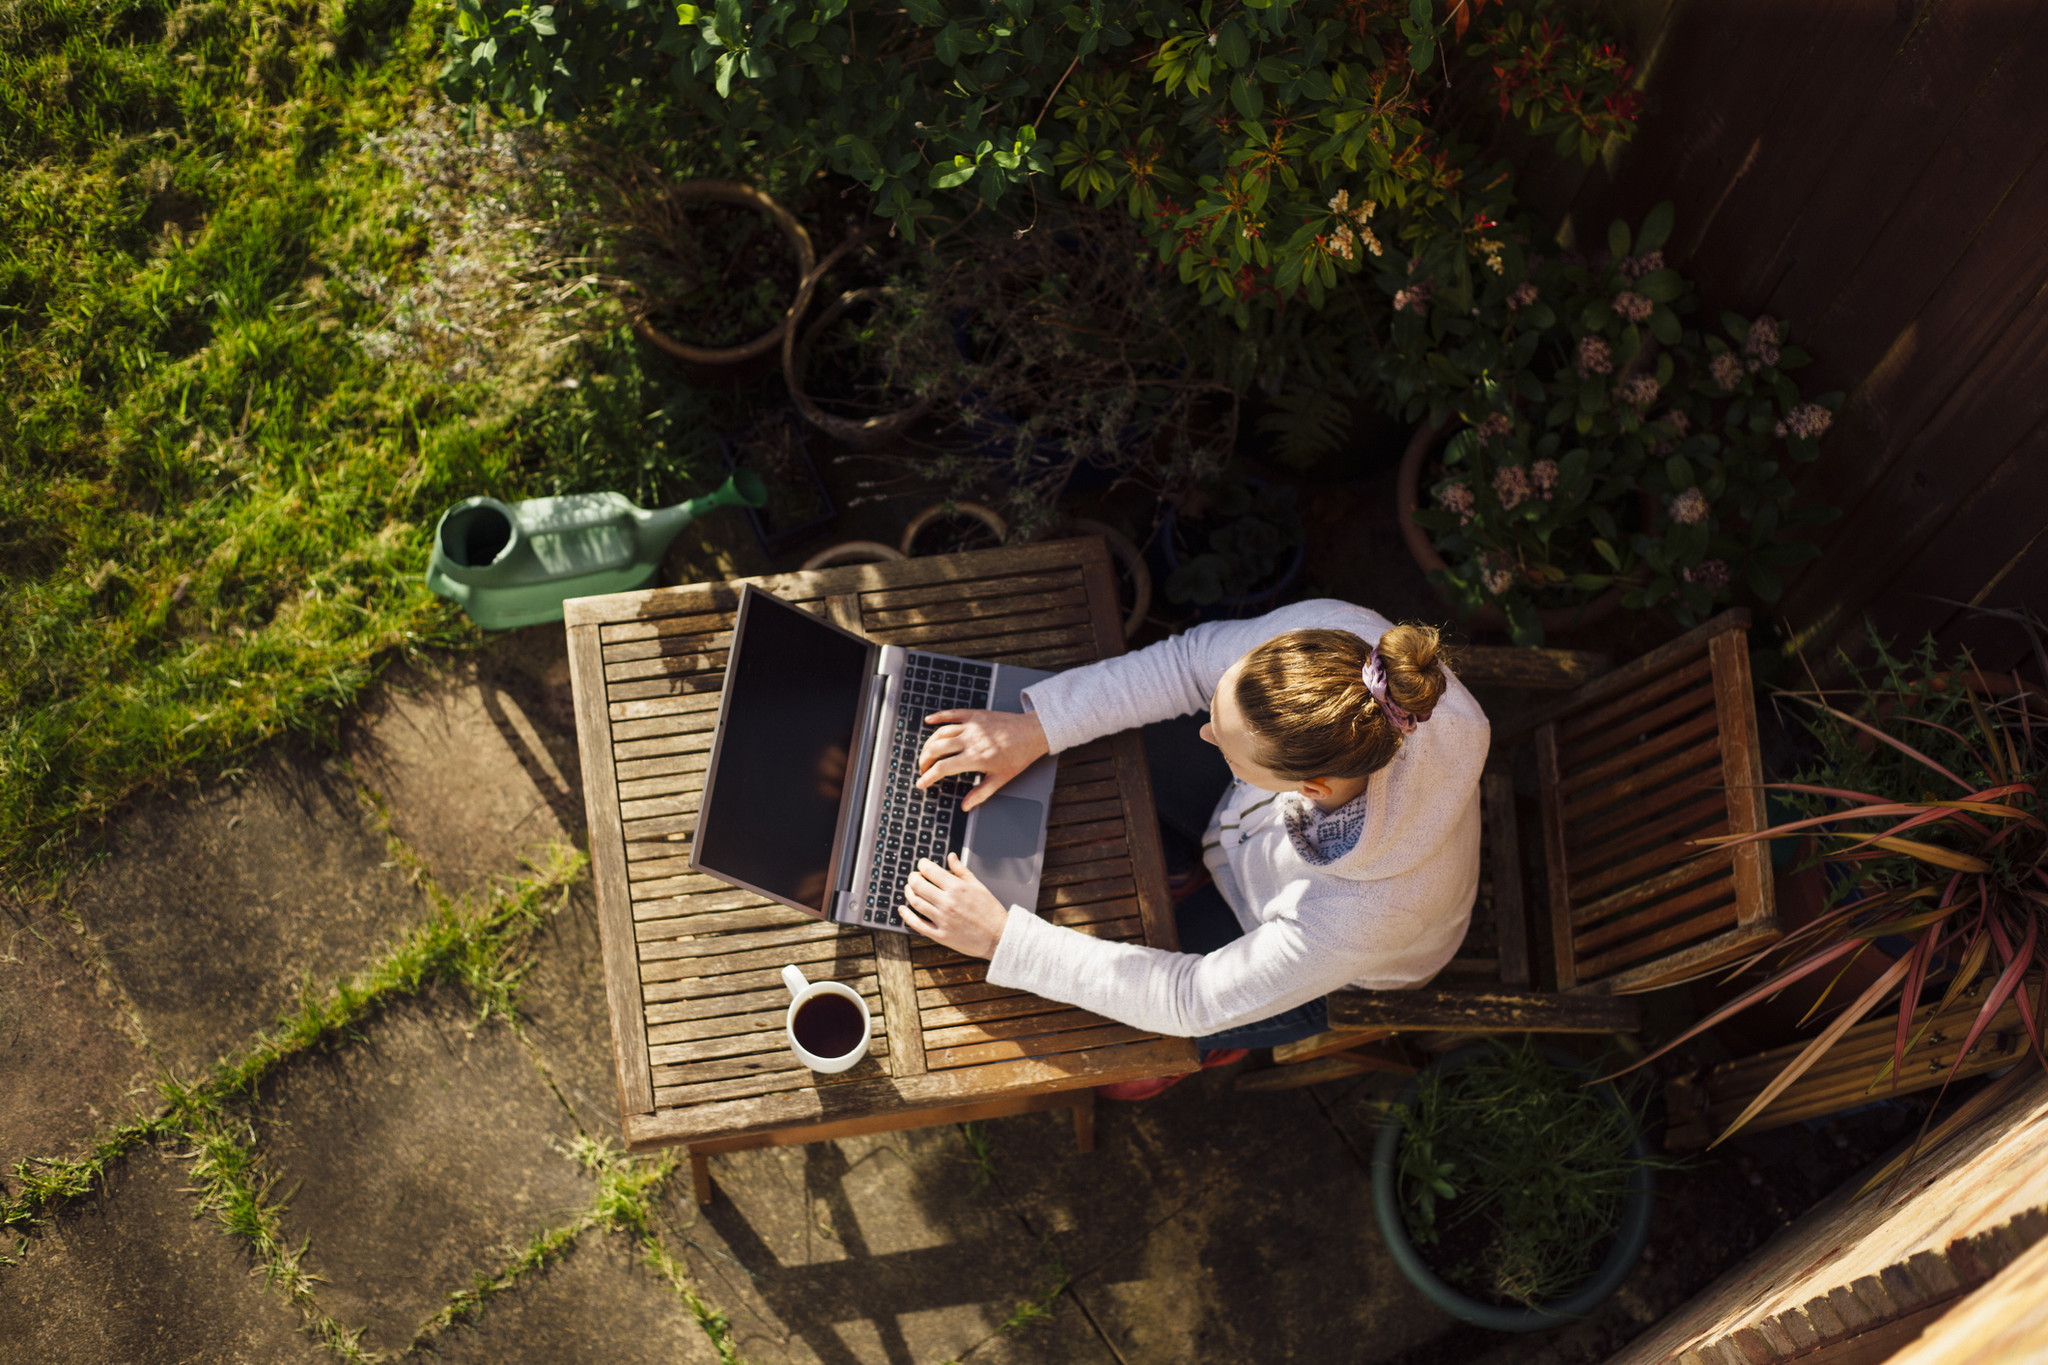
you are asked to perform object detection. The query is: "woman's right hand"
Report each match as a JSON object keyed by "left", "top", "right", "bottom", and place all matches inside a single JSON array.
[{"left": 916, "top": 709, "right": 1049, "bottom": 812}]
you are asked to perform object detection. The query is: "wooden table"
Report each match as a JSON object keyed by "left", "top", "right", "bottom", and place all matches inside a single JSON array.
[{"left": 564, "top": 539, "right": 1198, "bottom": 1194}]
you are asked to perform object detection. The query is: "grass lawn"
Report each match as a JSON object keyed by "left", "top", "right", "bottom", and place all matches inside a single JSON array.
[{"left": 0, "top": 0, "right": 759, "bottom": 890}]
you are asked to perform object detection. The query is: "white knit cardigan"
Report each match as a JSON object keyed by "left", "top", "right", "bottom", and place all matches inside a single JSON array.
[{"left": 985, "top": 599, "right": 1491, "bottom": 1039}]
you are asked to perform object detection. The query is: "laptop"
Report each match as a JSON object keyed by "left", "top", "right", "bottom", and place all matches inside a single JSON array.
[{"left": 689, "top": 584, "right": 1059, "bottom": 934}]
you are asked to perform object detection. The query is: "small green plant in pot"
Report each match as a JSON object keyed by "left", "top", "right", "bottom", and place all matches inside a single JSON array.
[
  {"left": 1373, "top": 1040, "right": 1659, "bottom": 1330},
  {"left": 1161, "top": 474, "right": 1305, "bottom": 616}
]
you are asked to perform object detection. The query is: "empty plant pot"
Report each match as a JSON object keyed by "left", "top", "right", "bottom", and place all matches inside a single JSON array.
[{"left": 631, "top": 180, "right": 816, "bottom": 375}]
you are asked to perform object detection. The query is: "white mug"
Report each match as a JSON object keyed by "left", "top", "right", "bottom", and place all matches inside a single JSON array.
[{"left": 781, "top": 965, "right": 872, "bottom": 1073}]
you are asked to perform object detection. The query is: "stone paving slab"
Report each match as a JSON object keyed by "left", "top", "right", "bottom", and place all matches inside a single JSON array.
[
  {"left": 0, "top": 908, "right": 155, "bottom": 1195},
  {"left": 0, "top": 1147, "right": 328, "bottom": 1365},
  {"left": 661, "top": 1124, "right": 1099, "bottom": 1365},
  {"left": 63, "top": 752, "right": 427, "bottom": 1079},
  {"left": 343, "top": 630, "right": 583, "bottom": 904},
  {"left": 426, "top": 1226, "right": 723, "bottom": 1365},
  {"left": 990, "top": 1066, "right": 1451, "bottom": 1365},
  {"left": 513, "top": 882, "right": 626, "bottom": 1144},
  {"left": 251, "top": 990, "right": 594, "bottom": 1356}
]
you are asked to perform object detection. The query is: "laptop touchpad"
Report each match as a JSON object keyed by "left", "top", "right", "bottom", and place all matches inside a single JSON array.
[{"left": 968, "top": 794, "right": 1043, "bottom": 911}]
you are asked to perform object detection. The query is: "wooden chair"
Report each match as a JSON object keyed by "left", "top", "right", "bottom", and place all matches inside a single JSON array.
[
  {"left": 1526, "top": 609, "right": 1779, "bottom": 993},
  {"left": 1251, "top": 613, "right": 1779, "bottom": 1087}
]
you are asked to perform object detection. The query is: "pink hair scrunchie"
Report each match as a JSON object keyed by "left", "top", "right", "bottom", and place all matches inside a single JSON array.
[{"left": 1362, "top": 643, "right": 1428, "bottom": 734}]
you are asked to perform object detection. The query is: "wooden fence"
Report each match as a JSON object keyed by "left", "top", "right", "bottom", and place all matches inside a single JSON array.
[{"left": 1529, "top": 0, "right": 2048, "bottom": 674}]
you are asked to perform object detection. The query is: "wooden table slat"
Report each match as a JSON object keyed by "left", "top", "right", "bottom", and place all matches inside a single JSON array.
[
  {"left": 863, "top": 585, "right": 1089, "bottom": 630},
  {"left": 926, "top": 1022, "right": 1154, "bottom": 1070},
  {"left": 629, "top": 1036, "right": 1198, "bottom": 1147},
  {"left": 608, "top": 690, "right": 726, "bottom": 723},
  {"left": 923, "top": 1008, "right": 1119, "bottom": 1050},
  {"left": 857, "top": 569, "right": 1085, "bottom": 612},
  {"left": 644, "top": 964, "right": 877, "bottom": 1008}
]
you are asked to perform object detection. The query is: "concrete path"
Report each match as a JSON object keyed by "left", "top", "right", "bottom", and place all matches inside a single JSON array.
[{"left": 0, "top": 591, "right": 1466, "bottom": 1364}]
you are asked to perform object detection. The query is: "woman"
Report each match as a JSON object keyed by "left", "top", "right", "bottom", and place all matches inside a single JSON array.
[{"left": 898, "top": 599, "right": 1490, "bottom": 1094}]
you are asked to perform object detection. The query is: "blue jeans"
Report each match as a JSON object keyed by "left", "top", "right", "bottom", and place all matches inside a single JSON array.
[{"left": 1143, "top": 716, "right": 1331, "bottom": 1052}]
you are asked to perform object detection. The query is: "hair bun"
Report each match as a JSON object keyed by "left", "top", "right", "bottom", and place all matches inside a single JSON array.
[{"left": 1375, "top": 623, "right": 1449, "bottom": 720}]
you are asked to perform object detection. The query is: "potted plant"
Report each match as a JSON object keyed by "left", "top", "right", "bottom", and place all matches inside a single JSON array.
[
  {"left": 899, "top": 500, "right": 1007, "bottom": 557},
  {"left": 606, "top": 177, "right": 816, "bottom": 377},
  {"left": 1615, "top": 620, "right": 2048, "bottom": 1179},
  {"left": 783, "top": 229, "right": 935, "bottom": 451},
  {"left": 861, "top": 207, "right": 1239, "bottom": 540},
  {"left": 1385, "top": 201, "right": 1843, "bottom": 645},
  {"left": 720, "top": 410, "right": 836, "bottom": 557},
  {"left": 1158, "top": 472, "right": 1305, "bottom": 621},
  {"left": 1373, "top": 1040, "right": 1658, "bottom": 1331}
]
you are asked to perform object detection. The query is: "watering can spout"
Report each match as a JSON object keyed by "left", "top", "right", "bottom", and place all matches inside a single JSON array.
[
  {"left": 694, "top": 469, "right": 769, "bottom": 517},
  {"left": 639, "top": 471, "right": 769, "bottom": 550}
]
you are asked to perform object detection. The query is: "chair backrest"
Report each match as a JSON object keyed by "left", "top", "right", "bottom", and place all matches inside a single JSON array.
[{"left": 1524, "top": 610, "right": 1779, "bottom": 993}]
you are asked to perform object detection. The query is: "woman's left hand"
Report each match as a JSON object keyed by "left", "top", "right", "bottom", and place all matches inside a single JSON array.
[{"left": 899, "top": 852, "right": 1008, "bottom": 959}]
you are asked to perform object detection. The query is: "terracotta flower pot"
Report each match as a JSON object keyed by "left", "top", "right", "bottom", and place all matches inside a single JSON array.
[
  {"left": 630, "top": 180, "right": 816, "bottom": 375},
  {"left": 1396, "top": 421, "right": 1625, "bottom": 635},
  {"left": 782, "top": 229, "right": 931, "bottom": 451}
]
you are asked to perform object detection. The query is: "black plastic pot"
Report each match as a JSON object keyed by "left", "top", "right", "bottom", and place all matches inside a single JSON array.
[
  {"left": 720, "top": 411, "right": 836, "bottom": 557},
  {"left": 1371, "top": 1043, "right": 1657, "bottom": 1333},
  {"left": 1155, "top": 477, "right": 1307, "bottom": 624}
]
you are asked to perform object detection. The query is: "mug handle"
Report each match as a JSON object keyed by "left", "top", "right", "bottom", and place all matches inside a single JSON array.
[{"left": 781, "top": 964, "right": 810, "bottom": 997}]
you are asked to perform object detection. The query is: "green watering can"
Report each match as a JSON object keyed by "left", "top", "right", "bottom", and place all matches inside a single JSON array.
[{"left": 426, "top": 473, "right": 767, "bottom": 630}]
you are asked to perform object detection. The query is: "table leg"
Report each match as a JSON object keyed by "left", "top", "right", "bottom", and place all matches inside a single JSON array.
[
  {"left": 1072, "top": 1092, "right": 1096, "bottom": 1154},
  {"left": 690, "top": 1150, "right": 713, "bottom": 1207}
]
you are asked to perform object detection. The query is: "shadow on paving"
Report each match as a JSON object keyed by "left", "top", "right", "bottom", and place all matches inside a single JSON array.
[
  {"left": 343, "top": 626, "right": 587, "bottom": 906},
  {"left": 61, "top": 747, "right": 429, "bottom": 1080},
  {"left": 249, "top": 988, "right": 596, "bottom": 1357},
  {"left": 650, "top": 1063, "right": 1455, "bottom": 1365},
  {"left": 0, "top": 1148, "right": 328, "bottom": 1365}
]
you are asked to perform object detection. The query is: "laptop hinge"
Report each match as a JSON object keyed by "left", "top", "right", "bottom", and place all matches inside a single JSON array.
[{"left": 828, "top": 670, "right": 889, "bottom": 916}]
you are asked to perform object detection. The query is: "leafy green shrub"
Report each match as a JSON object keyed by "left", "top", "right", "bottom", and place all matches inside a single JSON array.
[
  {"left": 1397, "top": 203, "right": 1842, "bottom": 643},
  {"left": 438, "top": 0, "right": 1642, "bottom": 324}
]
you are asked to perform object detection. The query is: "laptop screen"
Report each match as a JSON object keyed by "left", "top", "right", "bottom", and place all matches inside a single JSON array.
[{"left": 695, "top": 590, "right": 871, "bottom": 913}]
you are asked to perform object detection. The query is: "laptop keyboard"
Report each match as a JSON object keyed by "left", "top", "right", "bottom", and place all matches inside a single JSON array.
[{"left": 860, "top": 656, "right": 994, "bottom": 929}]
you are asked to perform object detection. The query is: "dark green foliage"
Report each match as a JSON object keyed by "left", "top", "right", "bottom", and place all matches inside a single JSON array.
[{"left": 1395, "top": 1041, "right": 1653, "bottom": 1309}]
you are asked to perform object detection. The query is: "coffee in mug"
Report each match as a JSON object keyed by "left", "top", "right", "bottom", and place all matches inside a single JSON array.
[{"left": 780, "top": 965, "right": 872, "bottom": 1073}]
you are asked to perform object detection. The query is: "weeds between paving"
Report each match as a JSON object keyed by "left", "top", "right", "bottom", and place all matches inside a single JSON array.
[
  {"left": 0, "top": 815, "right": 748, "bottom": 1362},
  {"left": 0, "top": 0, "right": 774, "bottom": 898}
]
